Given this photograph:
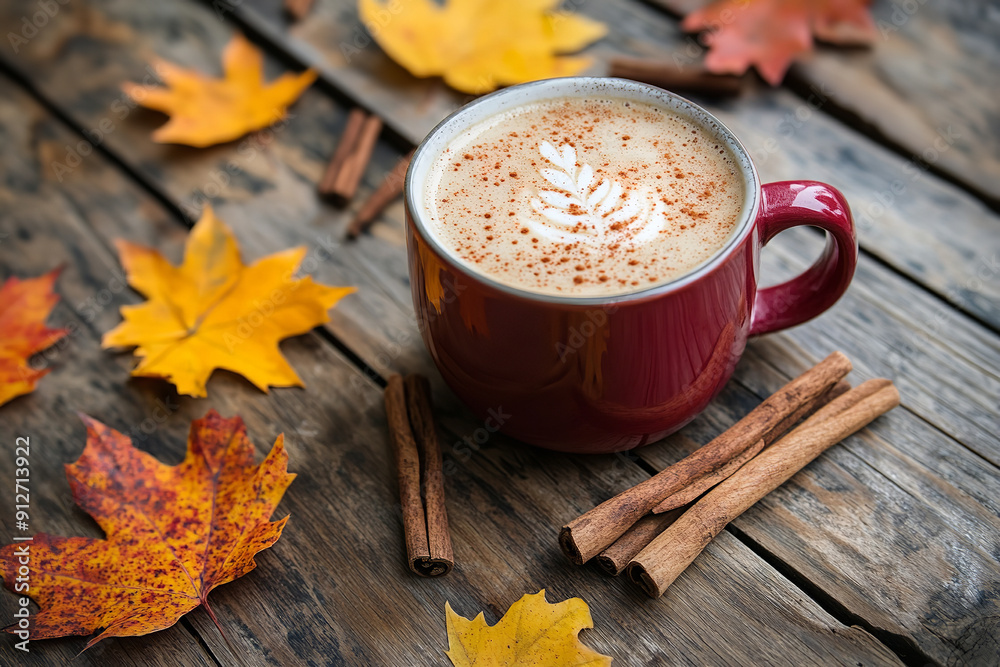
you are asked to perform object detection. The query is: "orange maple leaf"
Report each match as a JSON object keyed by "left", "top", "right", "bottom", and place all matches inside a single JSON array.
[
  {"left": 0, "top": 268, "right": 68, "bottom": 407},
  {"left": 0, "top": 411, "right": 293, "bottom": 650},
  {"left": 681, "top": 0, "right": 876, "bottom": 85},
  {"left": 123, "top": 34, "right": 317, "bottom": 147},
  {"left": 102, "top": 206, "right": 356, "bottom": 397}
]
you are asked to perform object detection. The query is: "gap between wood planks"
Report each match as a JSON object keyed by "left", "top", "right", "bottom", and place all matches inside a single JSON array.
[
  {"left": 187, "top": 0, "right": 1000, "bottom": 340},
  {"left": 726, "top": 525, "right": 934, "bottom": 667},
  {"left": 0, "top": 36, "right": 968, "bottom": 667},
  {"left": 800, "top": 225, "right": 1000, "bottom": 340},
  {"left": 631, "top": 0, "right": 1000, "bottom": 214},
  {"left": 625, "top": 452, "right": 934, "bottom": 665},
  {"left": 180, "top": 618, "right": 227, "bottom": 667},
  {"left": 780, "top": 71, "right": 1000, "bottom": 216}
]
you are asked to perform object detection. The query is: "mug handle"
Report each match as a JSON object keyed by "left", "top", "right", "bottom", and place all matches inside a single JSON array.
[{"left": 750, "top": 181, "right": 858, "bottom": 336}]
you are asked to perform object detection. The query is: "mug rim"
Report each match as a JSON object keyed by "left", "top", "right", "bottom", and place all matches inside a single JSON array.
[{"left": 404, "top": 76, "right": 761, "bottom": 306}]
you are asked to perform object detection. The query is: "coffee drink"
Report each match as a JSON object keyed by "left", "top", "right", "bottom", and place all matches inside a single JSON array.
[{"left": 420, "top": 96, "right": 745, "bottom": 297}]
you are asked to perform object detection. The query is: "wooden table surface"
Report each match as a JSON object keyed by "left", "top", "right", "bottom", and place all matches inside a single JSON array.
[{"left": 1, "top": 0, "right": 998, "bottom": 664}]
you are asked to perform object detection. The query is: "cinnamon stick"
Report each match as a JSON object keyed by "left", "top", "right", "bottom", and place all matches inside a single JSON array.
[
  {"left": 384, "top": 374, "right": 454, "bottom": 577},
  {"left": 652, "top": 379, "right": 850, "bottom": 513},
  {"left": 609, "top": 57, "right": 743, "bottom": 96},
  {"left": 320, "top": 108, "right": 383, "bottom": 204},
  {"left": 404, "top": 374, "right": 454, "bottom": 576},
  {"left": 346, "top": 150, "right": 413, "bottom": 239},
  {"left": 559, "top": 351, "right": 852, "bottom": 565},
  {"left": 596, "top": 381, "right": 852, "bottom": 573},
  {"left": 284, "top": 0, "right": 314, "bottom": 21},
  {"left": 596, "top": 508, "right": 684, "bottom": 576},
  {"left": 626, "top": 379, "right": 900, "bottom": 598}
]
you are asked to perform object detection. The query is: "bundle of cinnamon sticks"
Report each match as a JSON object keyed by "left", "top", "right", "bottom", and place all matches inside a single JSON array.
[{"left": 560, "top": 352, "right": 900, "bottom": 598}]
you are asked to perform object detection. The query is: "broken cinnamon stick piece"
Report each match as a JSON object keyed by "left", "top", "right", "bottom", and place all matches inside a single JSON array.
[
  {"left": 284, "top": 0, "right": 314, "bottom": 21},
  {"left": 559, "top": 351, "right": 852, "bottom": 565},
  {"left": 346, "top": 150, "right": 413, "bottom": 239},
  {"left": 609, "top": 57, "right": 743, "bottom": 96},
  {"left": 404, "top": 374, "right": 454, "bottom": 576},
  {"left": 596, "top": 508, "right": 685, "bottom": 576},
  {"left": 320, "top": 108, "right": 382, "bottom": 204},
  {"left": 652, "top": 379, "right": 850, "bottom": 513},
  {"left": 626, "top": 379, "right": 900, "bottom": 598}
]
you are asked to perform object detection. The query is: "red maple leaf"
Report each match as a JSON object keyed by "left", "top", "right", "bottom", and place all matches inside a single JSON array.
[{"left": 681, "top": 0, "right": 876, "bottom": 85}]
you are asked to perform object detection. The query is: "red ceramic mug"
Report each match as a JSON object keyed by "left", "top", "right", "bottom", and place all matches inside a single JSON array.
[{"left": 404, "top": 78, "right": 857, "bottom": 453}]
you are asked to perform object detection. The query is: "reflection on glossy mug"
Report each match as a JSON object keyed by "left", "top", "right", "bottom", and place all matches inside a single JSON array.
[{"left": 404, "top": 77, "right": 857, "bottom": 453}]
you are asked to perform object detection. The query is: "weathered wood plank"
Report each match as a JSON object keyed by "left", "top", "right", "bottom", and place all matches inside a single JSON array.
[
  {"left": 761, "top": 229, "right": 1000, "bottom": 466},
  {"left": 638, "top": 353, "right": 1000, "bottom": 665},
  {"left": 216, "top": 0, "right": 1000, "bottom": 331},
  {"left": 0, "top": 76, "right": 903, "bottom": 665},
  {"left": 645, "top": 0, "right": 1000, "bottom": 207},
  {"left": 3, "top": 0, "right": 995, "bottom": 458},
  {"left": 2, "top": 1, "right": 998, "bottom": 663},
  {"left": 789, "top": 0, "right": 1000, "bottom": 207},
  {"left": 0, "top": 89, "right": 217, "bottom": 667}
]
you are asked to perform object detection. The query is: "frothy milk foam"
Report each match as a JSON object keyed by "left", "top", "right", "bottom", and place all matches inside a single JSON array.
[{"left": 421, "top": 96, "right": 745, "bottom": 297}]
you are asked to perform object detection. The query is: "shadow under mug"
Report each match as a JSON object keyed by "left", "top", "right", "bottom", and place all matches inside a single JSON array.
[{"left": 404, "top": 77, "right": 857, "bottom": 454}]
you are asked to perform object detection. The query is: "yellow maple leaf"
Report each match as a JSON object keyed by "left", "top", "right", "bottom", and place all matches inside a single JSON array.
[
  {"left": 102, "top": 207, "right": 355, "bottom": 397},
  {"left": 445, "top": 590, "right": 613, "bottom": 666},
  {"left": 359, "top": 0, "right": 607, "bottom": 94},
  {"left": 123, "top": 34, "right": 317, "bottom": 147}
]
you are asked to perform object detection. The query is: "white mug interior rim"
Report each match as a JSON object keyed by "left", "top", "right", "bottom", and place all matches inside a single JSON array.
[{"left": 405, "top": 76, "right": 761, "bottom": 306}]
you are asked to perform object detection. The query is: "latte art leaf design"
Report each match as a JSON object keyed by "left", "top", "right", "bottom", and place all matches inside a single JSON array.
[{"left": 528, "top": 141, "right": 666, "bottom": 248}]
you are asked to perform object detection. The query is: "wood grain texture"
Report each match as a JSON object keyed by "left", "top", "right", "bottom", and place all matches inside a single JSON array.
[
  {"left": 629, "top": 383, "right": 902, "bottom": 600},
  {"left": 2, "top": 3, "right": 996, "bottom": 664},
  {"left": 649, "top": 0, "right": 1000, "bottom": 206},
  {"left": 0, "top": 74, "right": 904, "bottom": 665},
  {"left": 638, "top": 345, "right": 1000, "bottom": 664},
  {"left": 5, "top": 0, "right": 993, "bottom": 454},
  {"left": 0, "top": 83, "right": 218, "bottom": 667},
  {"left": 207, "top": 0, "right": 1000, "bottom": 331}
]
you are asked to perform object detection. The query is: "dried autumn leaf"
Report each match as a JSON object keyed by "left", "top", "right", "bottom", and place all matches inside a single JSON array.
[
  {"left": 445, "top": 590, "right": 613, "bottom": 666},
  {"left": 0, "top": 411, "right": 293, "bottom": 649},
  {"left": 0, "top": 268, "right": 68, "bottom": 407},
  {"left": 102, "top": 206, "right": 355, "bottom": 397},
  {"left": 359, "top": 0, "right": 607, "bottom": 94},
  {"left": 680, "top": 0, "right": 875, "bottom": 85},
  {"left": 123, "top": 34, "right": 317, "bottom": 147}
]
